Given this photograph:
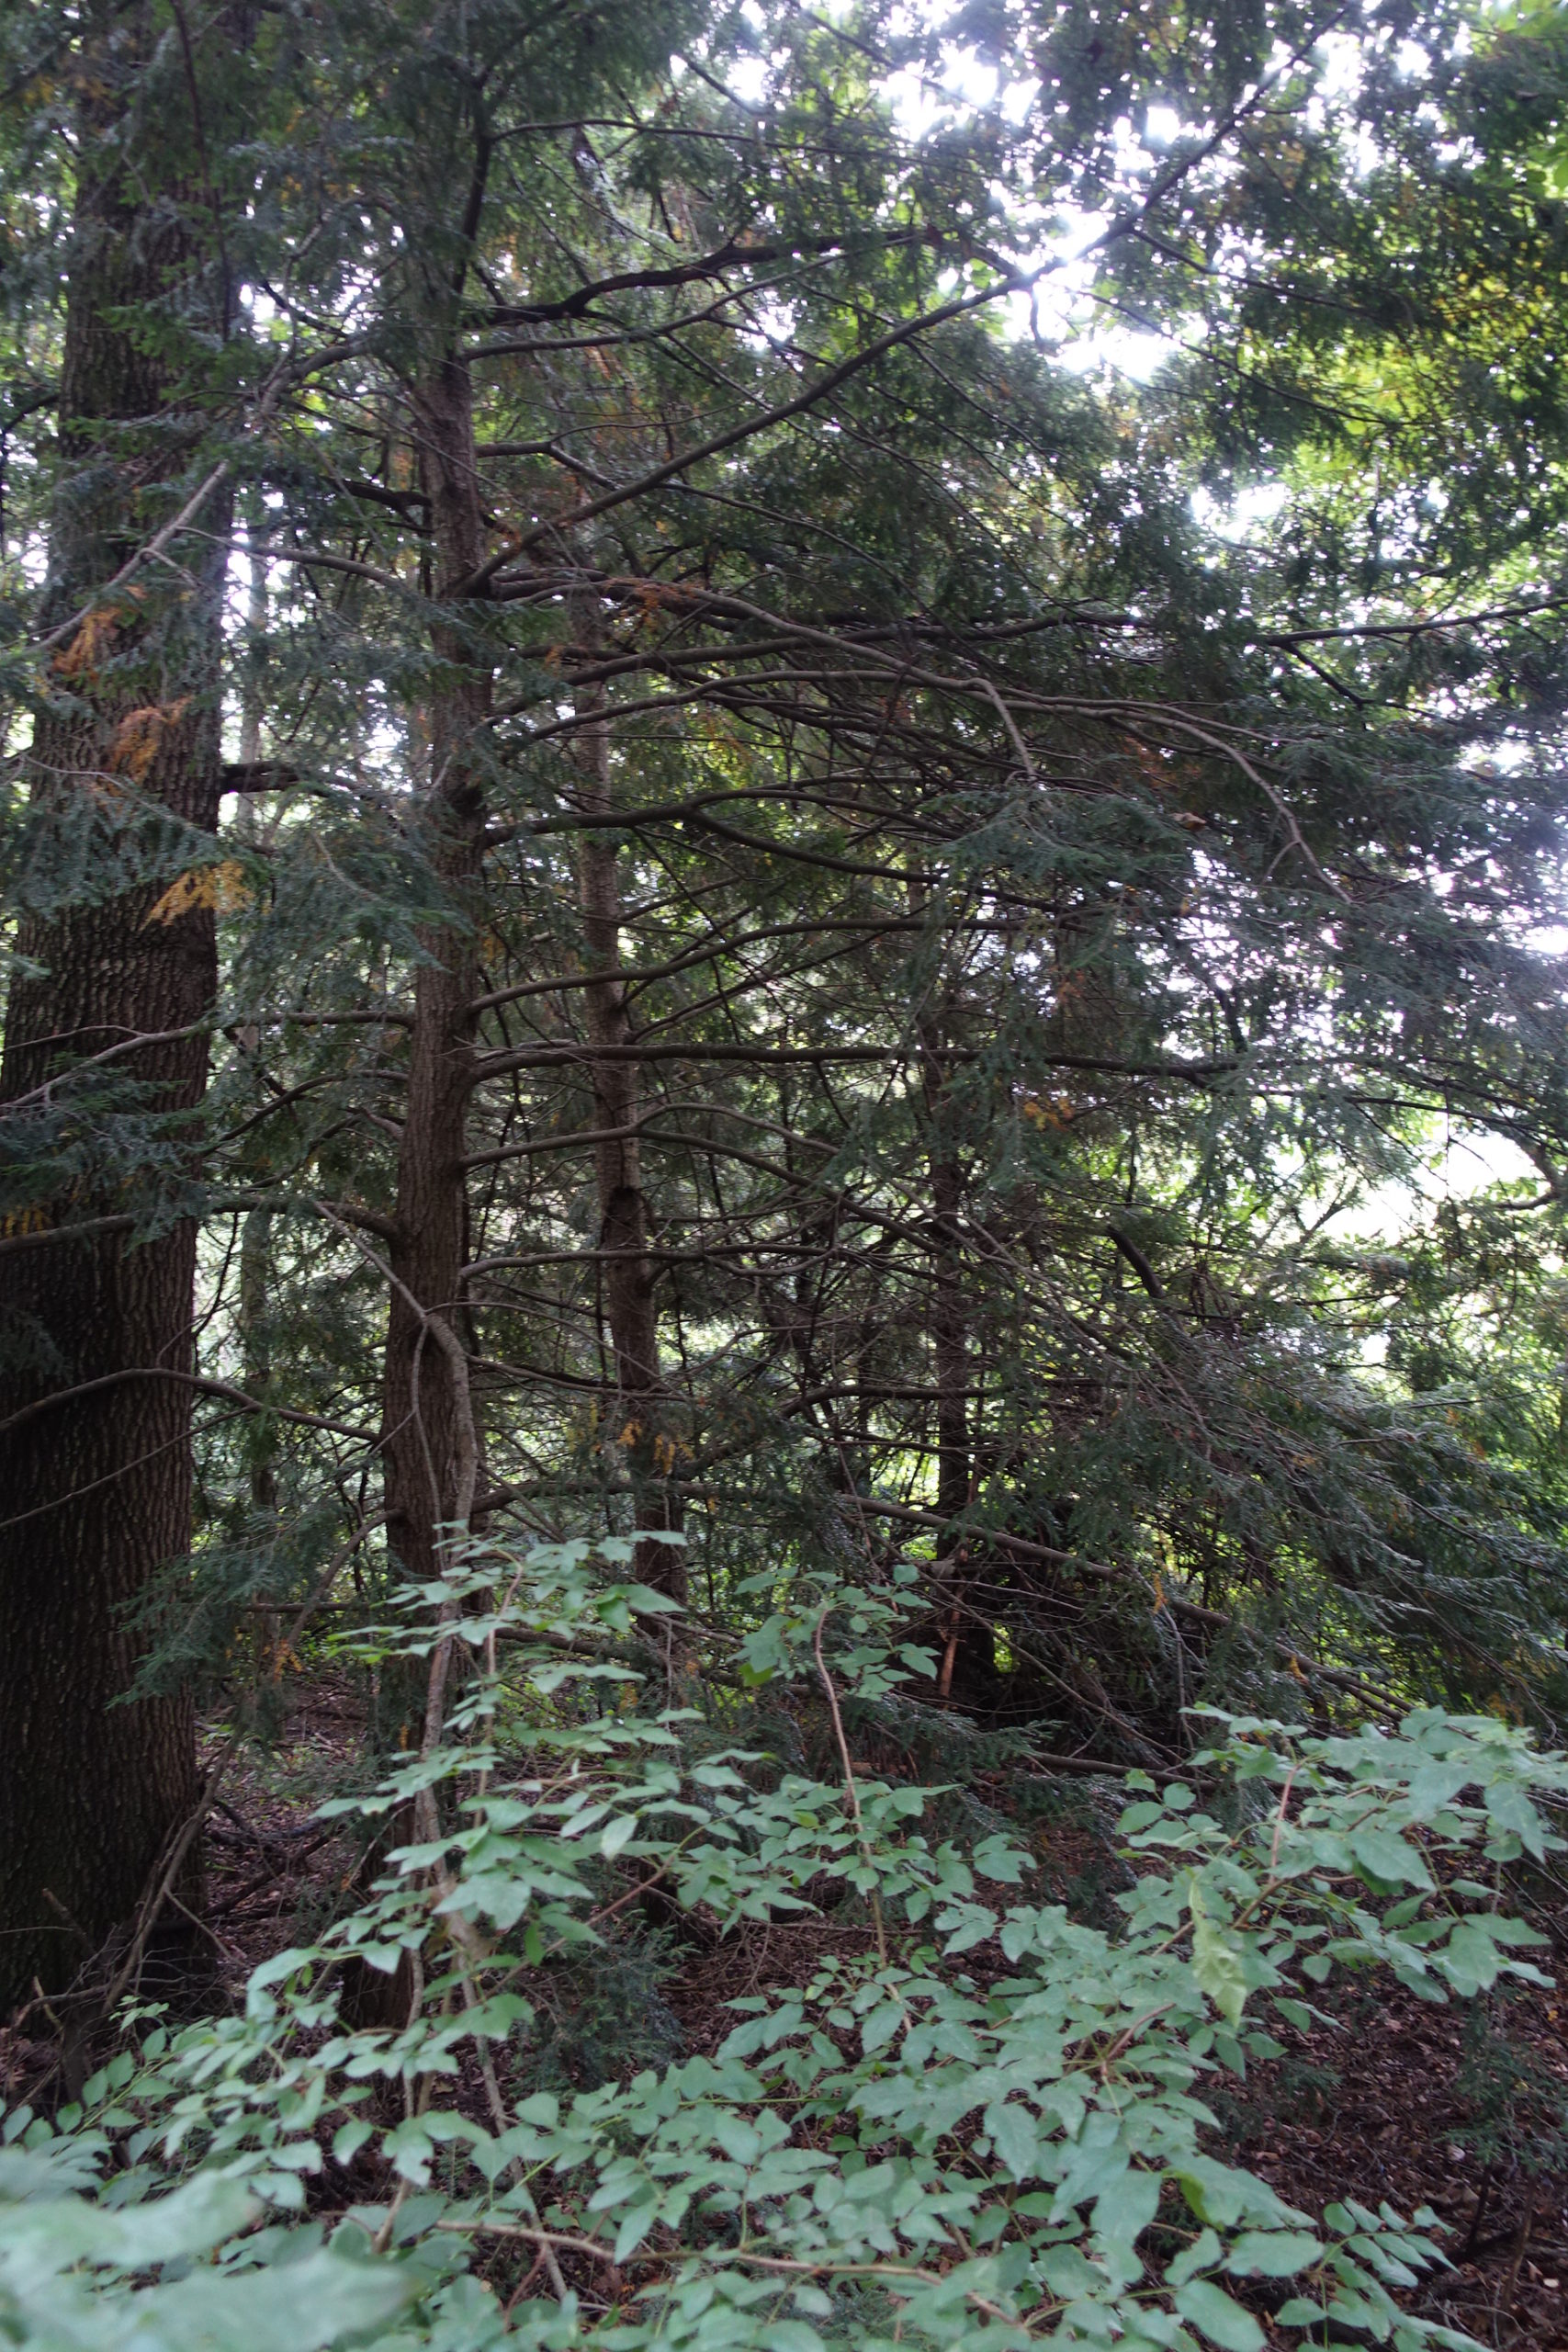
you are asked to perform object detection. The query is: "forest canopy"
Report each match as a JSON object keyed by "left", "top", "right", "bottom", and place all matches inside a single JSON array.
[{"left": 3, "top": 0, "right": 1568, "bottom": 2345}]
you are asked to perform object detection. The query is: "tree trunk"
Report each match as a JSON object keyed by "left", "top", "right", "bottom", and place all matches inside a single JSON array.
[
  {"left": 238, "top": 1210, "right": 278, "bottom": 1519},
  {"left": 0, "top": 5, "right": 231, "bottom": 2007},
  {"left": 570, "top": 602, "right": 685, "bottom": 1608},
  {"left": 343, "top": 356, "right": 490, "bottom": 2036},
  {"left": 235, "top": 534, "right": 277, "bottom": 1530},
  {"left": 915, "top": 972, "right": 995, "bottom": 1707},
  {"left": 381, "top": 356, "right": 488, "bottom": 1595},
  {"left": 925, "top": 1087, "right": 982, "bottom": 1702}
]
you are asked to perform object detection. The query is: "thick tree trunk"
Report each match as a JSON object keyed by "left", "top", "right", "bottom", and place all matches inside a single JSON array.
[
  {"left": 0, "top": 6, "right": 231, "bottom": 2007},
  {"left": 571, "top": 608, "right": 685, "bottom": 1607}
]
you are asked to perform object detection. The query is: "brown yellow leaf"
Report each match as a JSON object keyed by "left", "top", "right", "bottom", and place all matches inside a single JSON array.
[
  {"left": 53, "top": 604, "right": 123, "bottom": 681},
  {"left": 143, "top": 858, "right": 251, "bottom": 927}
]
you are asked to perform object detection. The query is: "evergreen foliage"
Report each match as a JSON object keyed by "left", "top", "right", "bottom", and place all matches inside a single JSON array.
[{"left": 3, "top": 0, "right": 1568, "bottom": 2338}]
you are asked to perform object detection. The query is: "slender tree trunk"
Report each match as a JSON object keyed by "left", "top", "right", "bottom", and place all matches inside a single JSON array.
[
  {"left": 571, "top": 601, "right": 685, "bottom": 1607},
  {"left": 909, "top": 890, "right": 971, "bottom": 1538},
  {"left": 928, "top": 1148, "right": 970, "bottom": 1528},
  {"left": 381, "top": 356, "right": 488, "bottom": 1595},
  {"left": 236, "top": 541, "right": 276, "bottom": 1525},
  {"left": 238, "top": 1208, "right": 277, "bottom": 1518},
  {"left": 0, "top": 6, "right": 231, "bottom": 2007},
  {"left": 911, "top": 928, "right": 993, "bottom": 1705},
  {"left": 921, "top": 1035, "right": 977, "bottom": 1702},
  {"left": 344, "top": 355, "right": 489, "bottom": 2036}
]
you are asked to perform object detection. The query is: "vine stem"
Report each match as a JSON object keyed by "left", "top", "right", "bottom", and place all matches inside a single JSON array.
[{"left": 813, "top": 1606, "right": 886, "bottom": 1965}]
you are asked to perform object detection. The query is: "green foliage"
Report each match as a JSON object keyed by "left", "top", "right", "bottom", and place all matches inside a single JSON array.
[
  {"left": 7, "top": 1538, "right": 1567, "bottom": 2351},
  {"left": 8, "top": 0, "right": 1568, "bottom": 1767},
  {"left": 0, "top": 2154, "right": 417, "bottom": 2352},
  {"left": 6, "top": 0, "right": 1568, "bottom": 2331}
]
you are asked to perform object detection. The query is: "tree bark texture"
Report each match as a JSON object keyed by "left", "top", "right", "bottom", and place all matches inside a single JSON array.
[
  {"left": 571, "top": 606, "right": 685, "bottom": 1607},
  {"left": 0, "top": 6, "right": 232, "bottom": 2007},
  {"left": 381, "top": 355, "right": 488, "bottom": 1593}
]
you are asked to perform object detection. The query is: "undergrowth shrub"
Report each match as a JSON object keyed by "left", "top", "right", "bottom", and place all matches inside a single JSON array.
[{"left": 3, "top": 1533, "right": 1565, "bottom": 2352}]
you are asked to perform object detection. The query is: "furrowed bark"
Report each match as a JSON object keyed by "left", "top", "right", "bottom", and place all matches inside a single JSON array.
[
  {"left": 570, "top": 595, "right": 685, "bottom": 1608},
  {"left": 0, "top": 5, "right": 232, "bottom": 2007}
]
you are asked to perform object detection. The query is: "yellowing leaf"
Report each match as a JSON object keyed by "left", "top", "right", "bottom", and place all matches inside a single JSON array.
[
  {"left": 143, "top": 859, "right": 251, "bottom": 927},
  {"left": 53, "top": 604, "right": 124, "bottom": 680},
  {"left": 106, "top": 697, "right": 191, "bottom": 783}
]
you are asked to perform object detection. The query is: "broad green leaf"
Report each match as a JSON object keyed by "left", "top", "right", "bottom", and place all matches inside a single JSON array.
[
  {"left": 1173, "top": 2278, "right": 1267, "bottom": 2351},
  {"left": 614, "top": 2200, "right": 658, "bottom": 2262},
  {"left": 1167, "top": 2228, "right": 1223, "bottom": 2287},
  {"left": 1043, "top": 2245, "right": 1103, "bottom": 2296},
  {"left": 1277, "top": 2297, "right": 1326, "bottom": 2325},
  {"left": 1092, "top": 2166, "right": 1160, "bottom": 2248},
  {"left": 1189, "top": 1881, "right": 1247, "bottom": 2027},
  {"left": 0, "top": 2175, "right": 255, "bottom": 2275},
  {"left": 1484, "top": 1780, "right": 1547, "bottom": 1860},
  {"left": 137, "top": 2244, "right": 417, "bottom": 2352},
  {"left": 1226, "top": 2230, "right": 1324, "bottom": 2277},
  {"left": 1347, "top": 1829, "right": 1430, "bottom": 1891},
  {"left": 1440, "top": 1918, "right": 1502, "bottom": 1996},
  {"left": 860, "top": 2003, "right": 905, "bottom": 2056},
  {"left": 988, "top": 2101, "right": 1039, "bottom": 2184}
]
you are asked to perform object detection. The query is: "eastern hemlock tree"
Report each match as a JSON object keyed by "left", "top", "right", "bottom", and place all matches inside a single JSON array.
[
  {"left": 0, "top": 0, "right": 255, "bottom": 2006},
  {"left": 2, "top": 0, "right": 1568, "bottom": 2005},
  {"left": 186, "top": 0, "right": 1568, "bottom": 1729}
]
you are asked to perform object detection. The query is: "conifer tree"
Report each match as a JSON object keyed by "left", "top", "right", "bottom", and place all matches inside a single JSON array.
[
  {"left": 5, "top": 0, "right": 1568, "bottom": 2010},
  {"left": 0, "top": 0, "right": 244, "bottom": 2003},
  {"left": 156, "top": 0, "right": 1568, "bottom": 1758}
]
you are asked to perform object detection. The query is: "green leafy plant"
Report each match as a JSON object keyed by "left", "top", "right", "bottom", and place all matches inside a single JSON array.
[{"left": 5, "top": 1534, "right": 1565, "bottom": 2352}]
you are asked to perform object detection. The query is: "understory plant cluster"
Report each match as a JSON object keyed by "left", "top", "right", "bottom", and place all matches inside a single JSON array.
[{"left": 3, "top": 1538, "right": 1564, "bottom": 2352}]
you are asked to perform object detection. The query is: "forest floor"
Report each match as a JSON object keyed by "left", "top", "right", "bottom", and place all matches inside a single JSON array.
[
  {"left": 1225, "top": 1983, "right": 1568, "bottom": 2348},
  {"left": 8, "top": 1678, "right": 1568, "bottom": 2347}
]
